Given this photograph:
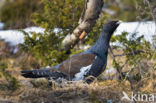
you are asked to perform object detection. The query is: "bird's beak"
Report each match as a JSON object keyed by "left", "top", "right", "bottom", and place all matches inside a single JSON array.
[{"left": 116, "top": 20, "right": 122, "bottom": 25}]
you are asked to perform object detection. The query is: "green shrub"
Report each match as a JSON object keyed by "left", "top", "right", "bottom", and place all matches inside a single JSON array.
[
  {"left": 21, "top": 0, "right": 85, "bottom": 66},
  {"left": 0, "top": 0, "right": 42, "bottom": 29},
  {"left": 21, "top": 0, "right": 110, "bottom": 66},
  {"left": 0, "top": 61, "right": 20, "bottom": 90},
  {"left": 111, "top": 32, "right": 154, "bottom": 80}
]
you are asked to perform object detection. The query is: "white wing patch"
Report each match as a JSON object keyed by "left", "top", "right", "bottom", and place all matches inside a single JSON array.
[{"left": 73, "top": 64, "right": 92, "bottom": 81}]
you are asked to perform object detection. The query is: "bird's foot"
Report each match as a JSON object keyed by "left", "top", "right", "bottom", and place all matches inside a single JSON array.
[{"left": 84, "top": 75, "right": 96, "bottom": 84}]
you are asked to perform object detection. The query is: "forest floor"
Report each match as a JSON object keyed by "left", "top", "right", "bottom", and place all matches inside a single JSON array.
[
  {"left": 0, "top": 74, "right": 155, "bottom": 103},
  {"left": 0, "top": 40, "right": 155, "bottom": 103}
]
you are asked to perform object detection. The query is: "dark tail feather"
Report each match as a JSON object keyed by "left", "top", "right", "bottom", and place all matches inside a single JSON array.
[{"left": 21, "top": 69, "right": 67, "bottom": 79}]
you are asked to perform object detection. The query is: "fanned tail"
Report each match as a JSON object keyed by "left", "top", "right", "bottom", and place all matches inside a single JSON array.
[{"left": 21, "top": 69, "right": 67, "bottom": 79}]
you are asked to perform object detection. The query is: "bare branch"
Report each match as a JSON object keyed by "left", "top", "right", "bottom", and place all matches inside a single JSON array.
[
  {"left": 61, "top": 0, "right": 104, "bottom": 51},
  {"left": 114, "top": 50, "right": 145, "bottom": 57},
  {"left": 144, "top": 0, "right": 156, "bottom": 33}
]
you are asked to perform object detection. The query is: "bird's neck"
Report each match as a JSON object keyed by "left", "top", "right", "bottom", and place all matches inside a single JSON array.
[{"left": 88, "top": 30, "right": 111, "bottom": 61}]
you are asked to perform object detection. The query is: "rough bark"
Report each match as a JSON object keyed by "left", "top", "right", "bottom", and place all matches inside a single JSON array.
[{"left": 62, "top": 0, "right": 104, "bottom": 51}]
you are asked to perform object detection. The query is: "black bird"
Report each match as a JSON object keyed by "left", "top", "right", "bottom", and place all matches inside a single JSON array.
[{"left": 21, "top": 20, "right": 120, "bottom": 82}]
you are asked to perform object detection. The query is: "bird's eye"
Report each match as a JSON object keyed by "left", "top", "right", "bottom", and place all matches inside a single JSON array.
[{"left": 108, "top": 21, "right": 119, "bottom": 26}]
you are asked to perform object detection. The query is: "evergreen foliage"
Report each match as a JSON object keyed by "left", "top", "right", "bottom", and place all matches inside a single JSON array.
[
  {"left": 22, "top": 0, "right": 85, "bottom": 66},
  {"left": 112, "top": 32, "right": 155, "bottom": 79},
  {"left": 0, "top": 0, "right": 42, "bottom": 29}
]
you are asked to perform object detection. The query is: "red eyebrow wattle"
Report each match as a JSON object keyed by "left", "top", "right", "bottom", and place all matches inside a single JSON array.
[{"left": 109, "top": 22, "right": 113, "bottom": 25}]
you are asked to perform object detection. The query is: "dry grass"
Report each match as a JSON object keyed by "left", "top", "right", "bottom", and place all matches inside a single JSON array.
[
  {"left": 0, "top": 79, "right": 122, "bottom": 103},
  {"left": 0, "top": 40, "right": 155, "bottom": 103},
  {"left": 0, "top": 75, "right": 155, "bottom": 103}
]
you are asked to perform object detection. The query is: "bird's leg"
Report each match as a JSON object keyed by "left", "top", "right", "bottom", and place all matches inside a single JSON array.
[
  {"left": 84, "top": 75, "right": 96, "bottom": 84},
  {"left": 55, "top": 78, "right": 64, "bottom": 88},
  {"left": 47, "top": 77, "right": 55, "bottom": 87},
  {"left": 58, "top": 78, "right": 69, "bottom": 88}
]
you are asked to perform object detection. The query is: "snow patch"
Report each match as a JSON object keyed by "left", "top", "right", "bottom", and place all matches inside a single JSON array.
[
  {"left": 105, "top": 67, "right": 117, "bottom": 74},
  {"left": 101, "top": 67, "right": 119, "bottom": 80},
  {"left": 0, "top": 27, "right": 44, "bottom": 46},
  {"left": 114, "top": 21, "right": 156, "bottom": 42},
  {"left": 0, "top": 30, "right": 25, "bottom": 45},
  {"left": 0, "top": 21, "right": 155, "bottom": 46},
  {"left": 24, "top": 27, "right": 45, "bottom": 33},
  {"left": 13, "top": 47, "right": 18, "bottom": 54},
  {"left": 73, "top": 64, "right": 92, "bottom": 81}
]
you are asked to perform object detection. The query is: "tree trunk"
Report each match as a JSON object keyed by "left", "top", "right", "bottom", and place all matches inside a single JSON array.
[{"left": 61, "top": 0, "right": 104, "bottom": 51}]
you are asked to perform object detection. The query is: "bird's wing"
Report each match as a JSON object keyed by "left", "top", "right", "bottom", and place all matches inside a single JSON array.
[
  {"left": 21, "top": 68, "right": 67, "bottom": 79},
  {"left": 21, "top": 52, "right": 96, "bottom": 80},
  {"left": 58, "top": 52, "right": 96, "bottom": 78}
]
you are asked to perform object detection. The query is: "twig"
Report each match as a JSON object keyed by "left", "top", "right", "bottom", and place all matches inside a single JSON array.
[
  {"left": 114, "top": 50, "right": 144, "bottom": 57},
  {"left": 145, "top": 0, "right": 156, "bottom": 33}
]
